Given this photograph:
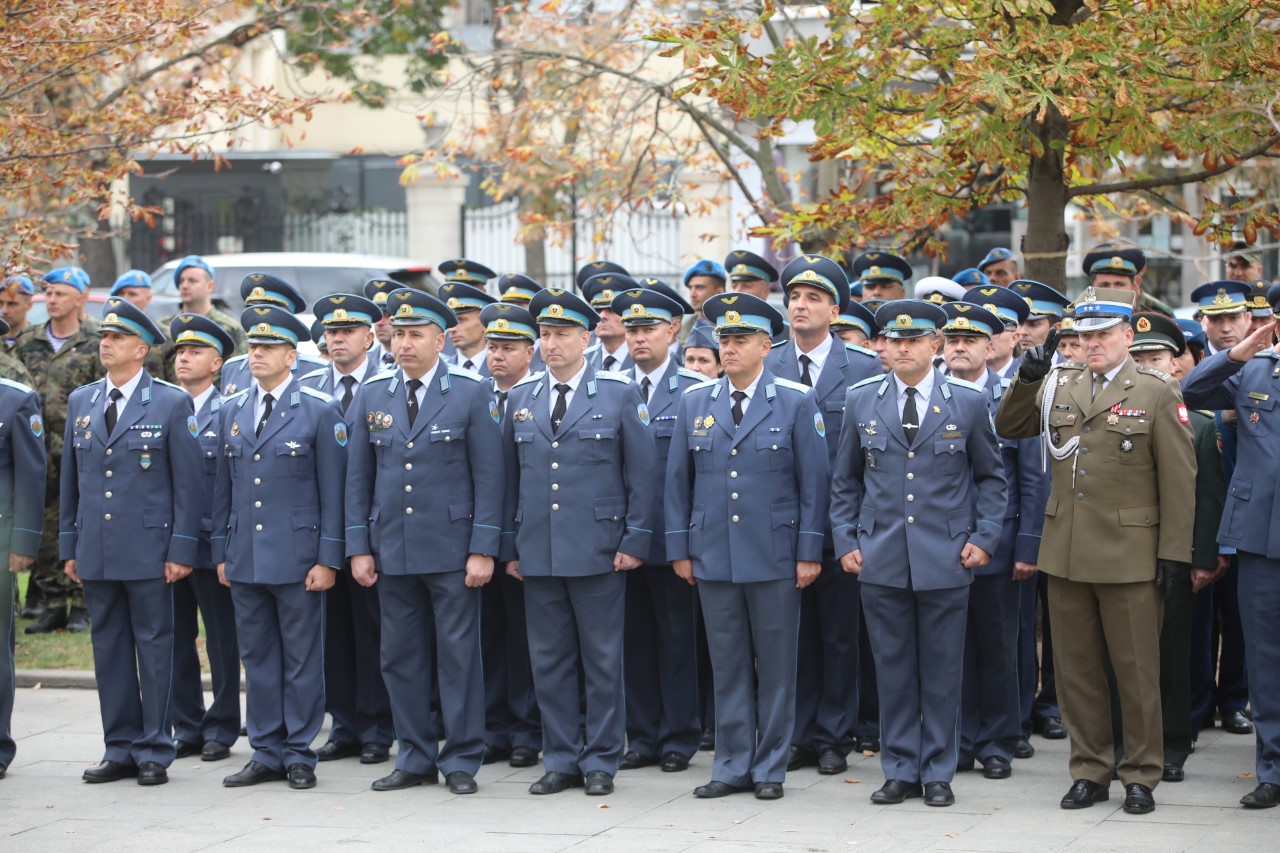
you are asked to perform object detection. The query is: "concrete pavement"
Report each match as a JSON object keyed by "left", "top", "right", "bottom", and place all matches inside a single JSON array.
[{"left": 0, "top": 686, "right": 1272, "bottom": 852}]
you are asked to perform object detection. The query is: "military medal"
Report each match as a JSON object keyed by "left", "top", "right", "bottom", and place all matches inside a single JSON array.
[
  {"left": 694, "top": 417, "right": 703, "bottom": 430},
  {"left": 139, "top": 452, "right": 152, "bottom": 469},
  {"left": 1107, "top": 413, "right": 1119, "bottom": 426},
  {"left": 703, "top": 415, "right": 715, "bottom": 428},
  {"left": 1251, "top": 411, "right": 1260, "bottom": 424},
  {"left": 1120, "top": 438, "right": 1133, "bottom": 453},
  {"left": 384, "top": 413, "right": 393, "bottom": 428},
  {"left": 1058, "top": 375, "right": 1070, "bottom": 386},
  {"left": 230, "top": 421, "right": 240, "bottom": 437}
]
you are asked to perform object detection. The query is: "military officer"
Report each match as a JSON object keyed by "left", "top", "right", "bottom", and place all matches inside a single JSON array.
[
  {"left": 850, "top": 251, "right": 912, "bottom": 302},
  {"left": 300, "top": 294, "right": 395, "bottom": 765},
  {"left": 111, "top": 270, "right": 153, "bottom": 312},
  {"left": 437, "top": 259, "right": 498, "bottom": 362},
  {"left": 1082, "top": 246, "right": 1176, "bottom": 318},
  {"left": 346, "top": 288, "right": 503, "bottom": 794},
  {"left": 977, "top": 248, "right": 1019, "bottom": 287},
  {"left": 478, "top": 302, "right": 542, "bottom": 768},
  {"left": 831, "top": 300, "right": 878, "bottom": 349},
  {"left": 582, "top": 273, "right": 635, "bottom": 372},
  {"left": 500, "top": 288, "right": 658, "bottom": 797},
  {"left": 764, "top": 256, "right": 878, "bottom": 778},
  {"left": 575, "top": 260, "right": 628, "bottom": 291},
  {"left": 683, "top": 324, "right": 722, "bottom": 380},
  {"left": 1, "top": 274, "right": 35, "bottom": 351},
  {"left": 0, "top": 319, "right": 33, "bottom": 386},
  {"left": 152, "top": 255, "right": 247, "bottom": 385},
  {"left": 364, "top": 278, "right": 400, "bottom": 370},
  {"left": 962, "top": 285, "right": 1029, "bottom": 381},
  {"left": 996, "top": 287, "right": 1196, "bottom": 815},
  {"left": 219, "top": 274, "right": 324, "bottom": 395},
  {"left": 17, "top": 267, "right": 100, "bottom": 633},
  {"left": 1055, "top": 314, "right": 1085, "bottom": 363},
  {"left": 665, "top": 292, "right": 828, "bottom": 801},
  {"left": 938, "top": 303, "right": 1046, "bottom": 780},
  {"left": 1180, "top": 289, "right": 1280, "bottom": 808},
  {"left": 0, "top": 372, "right": 44, "bottom": 780},
  {"left": 1245, "top": 278, "right": 1274, "bottom": 333},
  {"left": 497, "top": 273, "right": 545, "bottom": 306},
  {"left": 725, "top": 250, "right": 778, "bottom": 301},
  {"left": 832, "top": 300, "right": 1006, "bottom": 808},
  {"left": 62, "top": 297, "right": 203, "bottom": 785},
  {"left": 439, "top": 280, "right": 497, "bottom": 377},
  {"left": 954, "top": 268, "right": 991, "bottom": 290},
  {"left": 212, "top": 306, "right": 348, "bottom": 791},
  {"left": 915, "top": 276, "right": 966, "bottom": 305},
  {"left": 1010, "top": 280, "right": 1070, "bottom": 350},
  {"left": 609, "top": 288, "right": 704, "bottom": 774},
  {"left": 168, "top": 314, "right": 242, "bottom": 763}
]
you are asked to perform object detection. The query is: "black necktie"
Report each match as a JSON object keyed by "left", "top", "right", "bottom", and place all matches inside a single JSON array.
[
  {"left": 256, "top": 392, "right": 274, "bottom": 437},
  {"left": 641, "top": 376, "right": 652, "bottom": 403},
  {"left": 902, "top": 386, "right": 919, "bottom": 446},
  {"left": 339, "top": 375, "right": 356, "bottom": 413},
  {"left": 799, "top": 354, "right": 814, "bottom": 387},
  {"left": 463, "top": 359, "right": 475, "bottom": 372},
  {"left": 406, "top": 379, "right": 422, "bottom": 427},
  {"left": 495, "top": 389, "right": 508, "bottom": 421},
  {"left": 105, "top": 388, "right": 123, "bottom": 434},
  {"left": 383, "top": 351, "right": 395, "bottom": 366},
  {"left": 551, "top": 383, "right": 570, "bottom": 433},
  {"left": 731, "top": 390, "right": 747, "bottom": 427},
  {"left": 603, "top": 355, "right": 616, "bottom": 371}
]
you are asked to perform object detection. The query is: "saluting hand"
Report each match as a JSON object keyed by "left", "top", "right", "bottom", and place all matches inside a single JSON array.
[{"left": 1228, "top": 320, "right": 1277, "bottom": 363}]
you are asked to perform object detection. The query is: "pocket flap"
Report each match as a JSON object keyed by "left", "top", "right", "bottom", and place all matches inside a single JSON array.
[
  {"left": 934, "top": 438, "right": 964, "bottom": 455},
  {"left": 224, "top": 441, "right": 242, "bottom": 457},
  {"left": 860, "top": 434, "right": 887, "bottom": 451},
  {"left": 143, "top": 509, "right": 172, "bottom": 529},
  {"left": 594, "top": 498, "right": 626, "bottom": 521},
  {"left": 653, "top": 420, "right": 677, "bottom": 438},
  {"left": 1044, "top": 494, "right": 1059, "bottom": 517},
  {"left": 276, "top": 441, "right": 311, "bottom": 456},
  {"left": 756, "top": 433, "right": 792, "bottom": 451},
  {"left": 127, "top": 435, "right": 166, "bottom": 450},
  {"left": 578, "top": 427, "right": 617, "bottom": 441},
  {"left": 371, "top": 432, "right": 395, "bottom": 448},
  {"left": 1118, "top": 505, "right": 1160, "bottom": 527},
  {"left": 1105, "top": 418, "right": 1152, "bottom": 436},
  {"left": 770, "top": 502, "right": 799, "bottom": 529},
  {"left": 689, "top": 434, "right": 714, "bottom": 452},
  {"left": 429, "top": 420, "right": 467, "bottom": 442},
  {"left": 1245, "top": 397, "right": 1275, "bottom": 411},
  {"left": 291, "top": 507, "right": 321, "bottom": 530},
  {"left": 514, "top": 429, "right": 537, "bottom": 444},
  {"left": 449, "top": 502, "right": 473, "bottom": 522},
  {"left": 1230, "top": 479, "right": 1253, "bottom": 500},
  {"left": 947, "top": 507, "right": 973, "bottom": 538}
]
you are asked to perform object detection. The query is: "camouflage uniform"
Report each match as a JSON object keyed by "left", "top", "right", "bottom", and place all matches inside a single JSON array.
[
  {"left": 0, "top": 351, "right": 33, "bottom": 386},
  {"left": 14, "top": 320, "right": 102, "bottom": 611},
  {"left": 148, "top": 305, "right": 246, "bottom": 384}
]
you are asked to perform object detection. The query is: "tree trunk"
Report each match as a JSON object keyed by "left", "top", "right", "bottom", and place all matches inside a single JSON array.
[
  {"left": 80, "top": 208, "right": 117, "bottom": 290},
  {"left": 519, "top": 193, "right": 547, "bottom": 284},
  {"left": 1020, "top": 103, "right": 1071, "bottom": 293}
]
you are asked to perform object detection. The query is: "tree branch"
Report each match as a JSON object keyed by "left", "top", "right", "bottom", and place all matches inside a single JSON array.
[{"left": 1068, "top": 133, "right": 1280, "bottom": 198}]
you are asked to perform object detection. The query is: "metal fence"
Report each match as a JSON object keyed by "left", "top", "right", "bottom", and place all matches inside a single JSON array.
[{"left": 462, "top": 198, "right": 686, "bottom": 289}]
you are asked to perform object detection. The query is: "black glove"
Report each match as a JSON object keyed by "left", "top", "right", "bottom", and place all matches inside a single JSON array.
[
  {"left": 1016, "top": 328, "right": 1061, "bottom": 384},
  {"left": 1156, "top": 559, "right": 1189, "bottom": 595}
]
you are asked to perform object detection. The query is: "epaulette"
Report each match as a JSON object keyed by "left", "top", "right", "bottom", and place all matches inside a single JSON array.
[
  {"left": 299, "top": 367, "right": 328, "bottom": 382},
  {"left": 683, "top": 378, "right": 717, "bottom": 395},
  {"left": 446, "top": 364, "right": 483, "bottom": 381},
  {"left": 223, "top": 353, "right": 248, "bottom": 366},
  {"left": 1135, "top": 365, "right": 1175, "bottom": 383},
  {"left": 676, "top": 367, "right": 706, "bottom": 382},
  {"left": 1195, "top": 409, "right": 1214, "bottom": 417},
  {"left": 844, "top": 342, "right": 877, "bottom": 357},
  {"left": 514, "top": 371, "right": 544, "bottom": 387},
  {"left": 1252, "top": 350, "right": 1280, "bottom": 360},
  {"left": 773, "top": 377, "right": 811, "bottom": 393},
  {"left": 850, "top": 375, "right": 884, "bottom": 390},
  {"left": 1056, "top": 361, "right": 1086, "bottom": 371},
  {"left": 596, "top": 370, "right": 632, "bottom": 383},
  {"left": 222, "top": 388, "right": 251, "bottom": 403},
  {"left": 151, "top": 378, "right": 184, "bottom": 392},
  {"left": 0, "top": 377, "right": 35, "bottom": 394},
  {"left": 210, "top": 396, "right": 223, "bottom": 413},
  {"left": 299, "top": 386, "right": 333, "bottom": 402},
  {"left": 365, "top": 371, "right": 396, "bottom": 384},
  {"left": 945, "top": 376, "right": 985, "bottom": 393}
]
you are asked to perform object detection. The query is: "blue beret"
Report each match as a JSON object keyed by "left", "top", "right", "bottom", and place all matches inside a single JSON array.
[
  {"left": 175, "top": 255, "right": 215, "bottom": 281},
  {"left": 683, "top": 259, "right": 727, "bottom": 287},
  {"left": 952, "top": 268, "right": 990, "bottom": 289},
  {"left": 1, "top": 274, "right": 34, "bottom": 296},
  {"left": 976, "top": 247, "right": 1016, "bottom": 272},
  {"left": 42, "top": 266, "right": 90, "bottom": 292},
  {"left": 110, "top": 269, "right": 152, "bottom": 295}
]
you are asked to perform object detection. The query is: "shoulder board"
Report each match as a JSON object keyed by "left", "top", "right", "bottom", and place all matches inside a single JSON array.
[
  {"left": 1252, "top": 350, "right": 1280, "bottom": 360},
  {"left": 223, "top": 353, "right": 248, "bottom": 366},
  {"left": 299, "top": 367, "right": 328, "bottom": 382},
  {"left": 773, "top": 377, "right": 811, "bottom": 393},
  {"left": 0, "top": 377, "right": 34, "bottom": 394},
  {"left": 683, "top": 378, "right": 718, "bottom": 395},
  {"left": 514, "top": 371, "right": 544, "bottom": 388},
  {"left": 222, "top": 388, "right": 251, "bottom": 403},
  {"left": 1195, "top": 408, "right": 1214, "bottom": 417},
  {"left": 299, "top": 386, "right": 333, "bottom": 402},
  {"left": 945, "top": 376, "right": 984, "bottom": 393},
  {"left": 844, "top": 343, "right": 876, "bottom": 357},
  {"left": 1057, "top": 361, "right": 1085, "bottom": 371},
  {"left": 1135, "top": 365, "right": 1174, "bottom": 383},
  {"left": 150, "top": 378, "right": 184, "bottom": 392},
  {"left": 210, "top": 396, "right": 223, "bottom": 413},
  {"left": 596, "top": 370, "right": 632, "bottom": 383},
  {"left": 446, "top": 364, "right": 483, "bottom": 381},
  {"left": 850, "top": 375, "right": 883, "bottom": 390},
  {"left": 365, "top": 371, "right": 395, "bottom": 384},
  {"left": 676, "top": 367, "right": 706, "bottom": 382}
]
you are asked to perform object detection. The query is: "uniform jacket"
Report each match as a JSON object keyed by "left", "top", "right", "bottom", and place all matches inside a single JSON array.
[
  {"left": 0, "top": 379, "right": 45, "bottom": 557},
  {"left": 997, "top": 357, "right": 1196, "bottom": 580},
  {"left": 192, "top": 390, "right": 224, "bottom": 570},
  {"left": 588, "top": 342, "right": 633, "bottom": 374},
  {"left": 0, "top": 352, "right": 33, "bottom": 387},
  {"left": 1188, "top": 409, "right": 1226, "bottom": 569},
  {"left": 14, "top": 320, "right": 101, "bottom": 465},
  {"left": 219, "top": 352, "right": 326, "bottom": 397},
  {"left": 831, "top": 370, "right": 1006, "bottom": 590},
  {"left": 211, "top": 378, "right": 348, "bottom": 583},
  {"left": 60, "top": 373, "right": 203, "bottom": 579},
  {"left": 984, "top": 370, "right": 1048, "bottom": 569},
  {"left": 1182, "top": 349, "right": 1280, "bottom": 558},
  {"left": 500, "top": 365, "right": 657, "bottom": 575},
  {"left": 345, "top": 364, "right": 504, "bottom": 572},
  {"left": 638, "top": 359, "right": 706, "bottom": 565},
  {"left": 151, "top": 307, "right": 247, "bottom": 384},
  {"left": 665, "top": 370, "right": 830, "bottom": 583}
]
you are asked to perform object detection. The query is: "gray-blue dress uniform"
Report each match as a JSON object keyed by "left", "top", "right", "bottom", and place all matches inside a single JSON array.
[
  {"left": 220, "top": 351, "right": 326, "bottom": 396},
  {"left": 61, "top": 373, "right": 203, "bottom": 768},
  {"left": 768, "top": 335, "right": 879, "bottom": 761},
  {"left": 831, "top": 370, "right": 1006, "bottom": 785},
  {"left": 346, "top": 363, "right": 504, "bottom": 777},
  {"left": 665, "top": 370, "right": 831, "bottom": 786},
  {"left": 1182, "top": 348, "right": 1280, "bottom": 790},
  {"left": 171, "top": 389, "right": 242, "bottom": 749},
  {"left": 0, "top": 379, "right": 45, "bottom": 770},
  {"left": 211, "top": 380, "right": 347, "bottom": 772},
  {"left": 300, "top": 363, "right": 394, "bottom": 753},
  {"left": 500, "top": 367, "right": 658, "bottom": 777}
]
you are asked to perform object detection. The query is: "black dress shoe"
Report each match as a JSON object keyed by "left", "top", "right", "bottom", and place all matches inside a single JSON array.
[
  {"left": 66, "top": 606, "right": 91, "bottom": 633},
  {"left": 786, "top": 746, "right": 819, "bottom": 772},
  {"left": 529, "top": 771, "right": 583, "bottom": 794},
  {"left": 0, "top": 761, "right": 6, "bottom": 779},
  {"left": 287, "top": 763, "right": 316, "bottom": 789},
  {"left": 510, "top": 746, "right": 539, "bottom": 768},
  {"left": 660, "top": 751, "right": 690, "bottom": 772},
  {"left": 315, "top": 740, "right": 361, "bottom": 762},
  {"left": 584, "top": 770, "right": 614, "bottom": 795},
  {"left": 1060, "top": 778, "right": 1108, "bottom": 809},
  {"left": 1223, "top": 709, "right": 1254, "bottom": 735},
  {"left": 24, "top": 608, "right": 66, "bottom": 634},
  {"left": 818, "top": 748, "right": 848, "bottom": 775},
  {"left": 202, "top": 741, "right": 231, "bottom": 762},
  {"left": 83, "top": 760, "right": 137, "bottom": 783},
  {"left": 982, "top": 756, "right": 1012, "bottom": 780},
  {"left": 372, "top": 768, "right": 438, "bottom": 791},
  {"left": 1241, "top": 782, "right": 1280, "bottom": 808},
  {"left": 223, "top": 760, "right": 285, "bottom": 787},
  {"left": 619, "top": 751, "right": 657, "bottom": 770},
  {"left": 870, "top": 779, "right": 923, "bottom": 804},
  {"left": 699, "top": 729, "right": 715, "bottom": 751},
  {"left": 924, "top": 781, "right": 955, "bottom": 806},
  {"left": 360, "top": 743, "right": 391, "bottom": 764},
  {"left": 754, "top": 782, "right": 784, "bottom": 800},
  {"left": 137, "top": 762, "right": 168, "bottom": 786},
  {"left": 482, "top": 744, "right": 511, "bottom": 765},
  {"left": 854, "top": 736, "right": 881, "bottom": 754},
  {"left": 446, "top": 771, "right": 478, "bottom": 794},
  {"left": 1013, "top": 737, "right": 1035, "bottom": 759},
  {"left": 1123, "top": 783, "right": 1155, "bottom": 814},
  {"left": 1162, "top": 764, "right": 1185, "bottom": 783},
  {"left": 1039, "top": 717, "right": 1068, "bottom": 739},
  {"left": 174, "top": 740, "right": 201, "bottom": 759},
  {"left": 694, "top": 780, "right": 751, "bottom": 798}
]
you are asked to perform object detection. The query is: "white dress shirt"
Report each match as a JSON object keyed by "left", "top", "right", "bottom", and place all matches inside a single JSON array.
[
  {"left": 893, "top": 369, "right": 937, "bottom": 425},
  {"left": 105, "top": 368, "right": 144, "bottom": 422},
  {"left": 547, "top": 359, "right": 588, "bottom": 420}
]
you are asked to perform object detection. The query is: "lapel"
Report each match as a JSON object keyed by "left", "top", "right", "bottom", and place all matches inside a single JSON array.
[
  {"left": 408, "top": 366, "right": 450, "bottom": 441},
  {"left": 813, "top": 337, "right": 846, "bottom": 405},
  {"left": 1084, "top": 359, "right": 1137, "bottom": 420},
  {"left": 376, "top": 371, "right": 412, "bottom": 439},
  {"left": 530, "top": 376, "right": 556, "bottom": 441},
  {"left": 87, "top": 380, "right": 108, "bottom": 447},
  {"left": 197, "top": 392, "right": 216, "bottom": 433},
  {"left": 915, "top": 371, "right": 950, "bottom": 443},
  {"left": 875, "top": 377, "right": 909, "bottom": 448},
  {"left": 252, "top": 379, "right": 298, "bottom": 449},
  {"left": 731, "top": 371, "right": 774, "bottom": 447},
  {"left": 650, "top": 359, "right": 681, "bottom": 418},
  {"left": 107, "top": 374, "right": 150, "bottom": 447},
  {"left": 555, "top": 366, "right": 596, "bottom": 435},
  {"left": 771, "top": 341, "right": 797, "bottom": 379},
  {"left": 708, "top": 378, "right": 736, "bottom": 439}
]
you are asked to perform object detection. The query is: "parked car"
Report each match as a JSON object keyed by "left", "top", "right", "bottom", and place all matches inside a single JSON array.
[
  {"left": 24, "top": 290, "right": 182, "bottom": 327},
  {"left": 148, "top": 252, "right": 435, "bottom": 313}
]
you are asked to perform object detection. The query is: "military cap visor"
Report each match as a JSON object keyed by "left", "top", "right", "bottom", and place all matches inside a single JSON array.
[
  {"left": 170, "top": 312, "right": 235, "bottom": 356},
  {"left": 873, "top": 299, "right": 946, "bottom": 338},
  {"left": 611, "top": 288, "right": 684, "bottom": 326},
  {"left": 529, "top": 288, "right": 599, "bottom": 331},
  {"left": 240, "top": 272, "right": 306, "bottom": 314},
  {"left": 781, "top": 255, "right": 850, "bottom": 312},
  {"left": 480, "top": 302, "right": 537, "bottom": 341},
  {"left": 575, "top": 260, "right": 629, "bottom": 290},
  {"left": 437, "top": 258, "right": 497, "bottom": 284},
  {"left": 1129, "top": 313, "right": 1186, "bottom": 357},
  {"left": 940, "top": 303, "right": 1001, "bottom": 339},
  {"left": 386, "top": 288, "right": 458, "bottom": 330},
  {"left": 1068, "top": 286, "right": 1136, "bottom": 332},
  {"left": 497, "top": 273, "right": 544, "bottom": 304},
  {"left": 703, "top": 292, "right": 785, "bottom": 338},
  {"left": 241, "top": 306, "right": 310, "bottom": 346},
  {"left": 725, "top": 250, "right": 778, "bottom": 283},
  {"left": 313, "top": 293, "right": 381, "bottom": 329},
  {"left": 1190, "top": 280, "right": 1250, "bottom": 316},
  {"left": 100, "top": 297, "right": 165, "bottom": 346},
  {"left": 582, "top": 273, "right": 641, "bottom": 310},
  {"left": 439, "top": 281, "right": 497, "bottom": 313}
]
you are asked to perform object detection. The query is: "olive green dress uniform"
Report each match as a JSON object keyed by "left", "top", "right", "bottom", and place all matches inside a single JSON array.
[{"left": 996, "top": 341, "right": 1196, "bottom": 793}]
